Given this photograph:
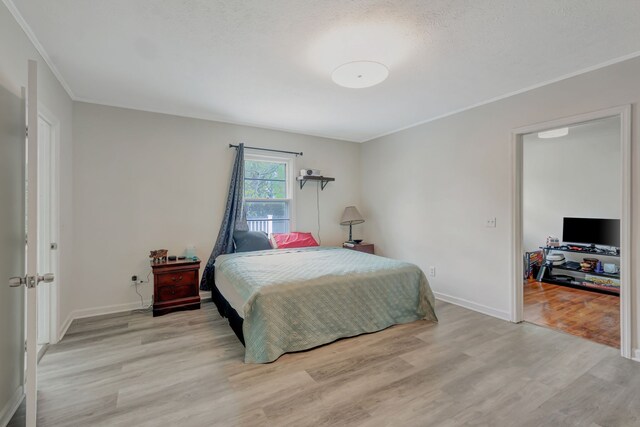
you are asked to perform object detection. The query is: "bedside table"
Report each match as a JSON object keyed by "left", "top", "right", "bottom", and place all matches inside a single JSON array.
[
  {"left": 151, "top": 259, "right": 201, "bottom": 317},
  {"left": 343, "top": 243, "right": 374, "bottom": 254}
]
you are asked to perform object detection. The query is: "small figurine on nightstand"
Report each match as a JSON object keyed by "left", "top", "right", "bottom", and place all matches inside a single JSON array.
[{"left": 149, "top": 249, "right": 168, "bottom": 263}]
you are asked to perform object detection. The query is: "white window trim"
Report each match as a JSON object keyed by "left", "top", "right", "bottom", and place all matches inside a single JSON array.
[{"left": 244, "top": 153, "right": 296, "bottom": 232}]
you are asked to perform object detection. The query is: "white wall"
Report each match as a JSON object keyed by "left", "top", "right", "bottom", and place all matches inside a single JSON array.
[
  {"left": 70, "top": 102, "right": 361, "bottom": 315},
  {"left": 360, "top": 57, "right": 640, "bottom": 349},
  {"left": 0, "top": 1, "right": 73, "bottom": 422},
  {"left": 523, "top": 117, "right": 621, "bottom": 253}
]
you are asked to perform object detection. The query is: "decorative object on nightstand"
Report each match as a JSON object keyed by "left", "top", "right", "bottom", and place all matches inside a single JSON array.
[
  {"left": 343, "top": 242, "right": 374, "bottom": 254},
  {"left": 151, "top": 258, "right": 201, "bottom": 317},
  {"left": 340, "top": 206, "right": 364, "bottom": 243},
  {"left": 149, "top": 249, "right": 168, "bottom": 263}
]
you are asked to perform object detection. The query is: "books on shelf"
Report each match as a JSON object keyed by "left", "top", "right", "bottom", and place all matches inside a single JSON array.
[
  {"left": 584, "top": 274, "right": 620, "bottom": 288},
  {"left": 583, "top": 274, "right": 620, "bottom": 293}
]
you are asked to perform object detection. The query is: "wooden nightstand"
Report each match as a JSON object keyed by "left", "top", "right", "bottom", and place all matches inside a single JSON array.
[
  {"left": 151, "top": 259, "right": 201, "bottom": 317},
  {"left": 343, "top": 243, "right": 374, "bottom": 254}
]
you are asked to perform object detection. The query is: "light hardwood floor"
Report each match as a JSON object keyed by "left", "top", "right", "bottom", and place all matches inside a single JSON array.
[{"left": 9, "top": 300, "right": 640, "bottom": 427}]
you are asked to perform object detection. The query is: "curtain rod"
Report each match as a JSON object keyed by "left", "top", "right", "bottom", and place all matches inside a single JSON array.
[{"left": 229, "top": 144, "right": 303, "bottom": 157}]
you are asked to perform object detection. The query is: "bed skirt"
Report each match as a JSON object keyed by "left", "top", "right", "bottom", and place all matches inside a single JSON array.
[{"left": 210, "top": 284, "right": 245, "bottom": 346}]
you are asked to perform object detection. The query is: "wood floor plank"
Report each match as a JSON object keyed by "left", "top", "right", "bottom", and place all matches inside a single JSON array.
[
  {"left": 524, "top": 280, "right": 620, "bottom": 348},
  {"left": 8, "top": 299, "right": 639, "bottom": 427}
]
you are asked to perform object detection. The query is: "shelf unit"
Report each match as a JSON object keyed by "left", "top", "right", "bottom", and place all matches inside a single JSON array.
[
  {"left": 538, "top": 246, "right": 620, "bottom": 296},
  {"left": 551, "top": 262, "right": 620, "bottom": 279},
  {"left": 296, "top": 175, "right": 335, "bottom": 190},
  {"left": 541, "top": 277, "right": 619, "bottom": 296},
  {"left": 541, "top": 246, "right": 619, "bottom": 257}
]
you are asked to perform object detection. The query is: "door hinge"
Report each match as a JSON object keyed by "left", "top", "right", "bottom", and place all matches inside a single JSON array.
[
  {"left": 24, "top": 340, "right": 27, "bottom": 353},
  {"left": 25, "top": 126, "right": 28, "bottom": 137},
  {"left": 50, "top": 242, "right": 58, "bottom": 250}
]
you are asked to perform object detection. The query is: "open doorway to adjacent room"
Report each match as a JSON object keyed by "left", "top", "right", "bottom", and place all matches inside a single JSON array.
[
  {"left": 511, "top": 106, "right": 631, "bottom": 357},
  {"left": 523, "top": 117, "right": 621, "bottom": 347}
]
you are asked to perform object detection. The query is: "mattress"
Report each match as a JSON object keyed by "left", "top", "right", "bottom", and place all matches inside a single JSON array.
[{"left": 214, "top": 246, "right": 437, "bottom": 363}]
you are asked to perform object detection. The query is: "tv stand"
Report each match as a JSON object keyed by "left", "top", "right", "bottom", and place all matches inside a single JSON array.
[{"left": 537, "top": 246, "right": 620, "bottom": 296}]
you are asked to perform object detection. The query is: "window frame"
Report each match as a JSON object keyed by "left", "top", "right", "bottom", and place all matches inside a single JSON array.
[{"left": 244, "top": 153, "right": 295, "bottom": 233}]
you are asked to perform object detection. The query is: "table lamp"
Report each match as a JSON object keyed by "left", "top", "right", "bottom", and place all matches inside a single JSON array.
[{"left": 340, "top": 206, "right": 364, "bottom": 243}]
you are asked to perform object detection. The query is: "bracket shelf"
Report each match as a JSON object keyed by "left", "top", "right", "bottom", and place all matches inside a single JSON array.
[{"left": 296, "top": 175, "right": 335, "bottom": 190}]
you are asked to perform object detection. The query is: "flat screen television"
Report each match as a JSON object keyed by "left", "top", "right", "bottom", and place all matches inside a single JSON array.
[{"left": 562, "top": 217, "right": 620, "bottom": 248}]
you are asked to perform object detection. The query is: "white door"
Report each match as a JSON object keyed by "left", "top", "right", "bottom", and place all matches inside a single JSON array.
[
  {"left": 5, "top": 60, "right": 53, "bottom": 427},
  {"left": 37, "top": 115, "right": 55, "bottom": 352},
  {"left": 0, "top": 61, "right": 27, "bottom": 426}
]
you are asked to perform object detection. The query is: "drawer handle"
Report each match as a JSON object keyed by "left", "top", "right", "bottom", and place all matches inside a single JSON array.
[{"left": 172, "top": 275, "right": 183, "bottom": 282}]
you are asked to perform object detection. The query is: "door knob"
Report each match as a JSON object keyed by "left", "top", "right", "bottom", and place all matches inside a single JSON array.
[
  {"left": 9, "top": 277, "right": 25, "bottom": 287},
  {"left": 8, "top": 273, "right": 54, "bottom": 288},
  {"left": 39, "top": 273, "right": 54, "bottom": 283}
]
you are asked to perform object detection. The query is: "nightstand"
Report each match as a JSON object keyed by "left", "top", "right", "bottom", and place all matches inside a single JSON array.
[
  {"left": 343, "top": 242, "right": 374, "bottom": 254},
  {"left": 151, "top": 259, "right": 201, "bottom": 317}
]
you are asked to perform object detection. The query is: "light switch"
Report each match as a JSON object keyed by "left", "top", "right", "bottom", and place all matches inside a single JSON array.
[{"left": 486, "top": 217, "right": 497, "bottom": 228}]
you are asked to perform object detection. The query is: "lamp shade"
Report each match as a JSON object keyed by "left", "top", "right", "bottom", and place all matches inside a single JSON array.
[{"left": 340, "top": 206, "right": 364, "bottom": 225}]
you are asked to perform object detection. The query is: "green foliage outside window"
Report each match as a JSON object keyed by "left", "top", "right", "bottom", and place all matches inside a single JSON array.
[
  {"left": 244, "top": 160, "right": 289, "bottom": 228},
  {"left": 244, "top": 160, "right": 287, "bottom": 199}
]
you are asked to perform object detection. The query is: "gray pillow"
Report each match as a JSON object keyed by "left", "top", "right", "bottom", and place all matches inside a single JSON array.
[{"left": 233, "top": 230, "right": 272, "bottom": 253}]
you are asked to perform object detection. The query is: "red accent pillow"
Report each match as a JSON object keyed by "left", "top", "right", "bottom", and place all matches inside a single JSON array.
[{"left": 271, "top": 232, "right": 319, "bottom": 249}]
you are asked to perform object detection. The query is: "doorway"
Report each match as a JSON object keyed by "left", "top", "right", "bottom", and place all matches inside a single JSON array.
[
  {"left": 511, "top": 106, "right": 632, "bottom": 358},
  {"left": 522, "top": 117, "right": 621, "bottom": 347},
  {"left": 36, "top": 109, "right": 59, "bottom": 356}
]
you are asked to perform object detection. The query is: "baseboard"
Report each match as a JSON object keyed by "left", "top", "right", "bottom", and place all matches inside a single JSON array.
[
  {"left": 433, "top": 291, "right": 511, "bottom": 321},
  {"left": 0, "top": 386, "right": 24, "bottom": 427},
  {"left": 58, "top": 311, "right": 74, "bottom": 342},
  {"left": 57, "top": 294, "right": 213, "bottom": 342}
]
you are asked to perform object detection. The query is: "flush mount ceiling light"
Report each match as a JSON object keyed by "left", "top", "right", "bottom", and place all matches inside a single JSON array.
[
  {"left": 331, "top": 61, "right": 389, "bottom": 88},
  {"left": 538, "top": 127, "right": 569, "bottom": 139}
]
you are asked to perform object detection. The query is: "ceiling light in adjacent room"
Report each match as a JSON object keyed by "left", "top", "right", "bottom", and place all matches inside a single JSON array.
[
  {"left": 331, "top": 61, "right": 389, "bottom": 88},
  {"left": 538, "top": 127, "right": 569, "bottom": 139}
]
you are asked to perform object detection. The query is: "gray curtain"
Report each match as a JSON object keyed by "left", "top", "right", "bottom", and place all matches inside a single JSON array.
[{"left": 200, "top": 143, "right": 248, "bottom": 291}]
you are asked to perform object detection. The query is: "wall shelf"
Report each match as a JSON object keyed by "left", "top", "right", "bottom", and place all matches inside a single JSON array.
[{"left": 296, "top": 175, "right": 335, "bottom": 190}]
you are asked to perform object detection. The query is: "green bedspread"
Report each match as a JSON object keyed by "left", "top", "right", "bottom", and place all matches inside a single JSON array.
[{"left": 215, "top": 247, "right": 437, "bottom": 363}]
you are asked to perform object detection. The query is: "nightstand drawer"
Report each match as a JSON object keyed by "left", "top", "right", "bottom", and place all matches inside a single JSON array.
[
  {"left": 156, "top": 270, "right": 197, "bottom": 287},
  {"left": 157, "top": 283, "right": 197, "bottom": 302},
  {"left": 151, "top": 259, "right": 201, "bottom": 317}
]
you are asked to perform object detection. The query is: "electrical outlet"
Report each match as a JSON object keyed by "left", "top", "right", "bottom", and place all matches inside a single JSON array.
[
  {"left": 486, "top": 217, "right": 497, "bottom": 228},
  {"left": 429, "top": 266, "right": 436, "bottom": 277},
  {"left": 131, "top": 275, "right": 148, "bottom": 286}
]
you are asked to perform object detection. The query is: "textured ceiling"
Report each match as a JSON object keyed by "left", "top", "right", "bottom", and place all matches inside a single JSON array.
[{"left": 9, "top": 0, "right": 640, "bottom": 142}]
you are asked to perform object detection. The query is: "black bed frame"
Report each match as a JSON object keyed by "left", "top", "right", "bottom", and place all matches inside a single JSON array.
[{"left": 210, "top": 284, "right": 245, "bottom": 345}]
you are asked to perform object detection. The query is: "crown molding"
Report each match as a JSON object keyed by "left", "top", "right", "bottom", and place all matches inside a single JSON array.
[
  {"left": 361, "top": 50, "right": 640, "bottom": 143},
  {"left": 72, "top": 96, "right": 361, "bottom": 143},
  {"left": 3, "top": 0, "right": 75, "bottom": 99}
]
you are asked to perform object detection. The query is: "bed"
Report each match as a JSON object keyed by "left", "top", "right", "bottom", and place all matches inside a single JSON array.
[{"left": 212, "top": 246, "right": 437, "bottom": 363}]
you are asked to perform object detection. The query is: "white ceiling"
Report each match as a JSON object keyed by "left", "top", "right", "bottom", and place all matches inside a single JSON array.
[{"left": 9, "top": 0, "right": 640, "bottom": 142}]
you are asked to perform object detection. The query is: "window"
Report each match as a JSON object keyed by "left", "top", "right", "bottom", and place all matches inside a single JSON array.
[{"left": 244, "top": 155, "right": 292, "bottom": 234}]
